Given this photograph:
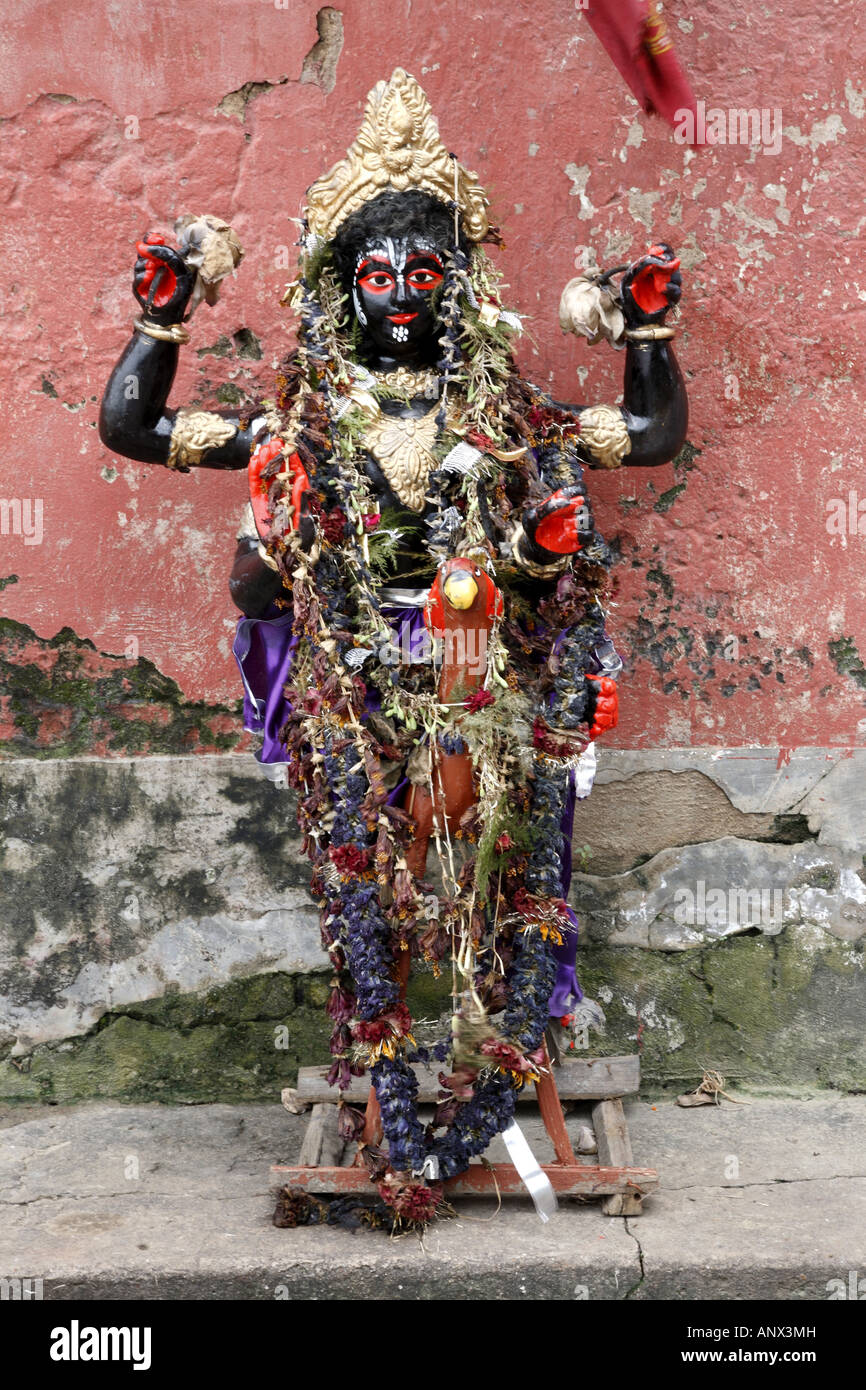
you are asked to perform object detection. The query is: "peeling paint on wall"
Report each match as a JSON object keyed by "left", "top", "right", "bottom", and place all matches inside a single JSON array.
[
  {"left": 0, "top": 0, "right": 863, "bottom": 742},
  {"left": 0, "top": 619, "right": 244, "bottom": 757}
]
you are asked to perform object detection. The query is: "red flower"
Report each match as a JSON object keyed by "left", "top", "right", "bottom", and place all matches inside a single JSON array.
[
  {"left": 495, "top": 833, "right": 514, "bottom": 854},
  {"left": 338, "top": 1104, "right": 366, "bottom": 1143},
  {"left": 326, "top": 985, "right": 356, "bottom": 1024},
  {"left": 532, "top": 716, "right": 583, "bottom": 759},
  {"left": 326, "top": 1058, "right": 352, "bottom": 1091},
  {"left": 329, "top": 1023, "right": 352, "bottom": 1055},
  {"left": 467, "top": 429, "right": 494, "bottom": 452},
  {"left": 480, "top": 1038, "right": 537, "bottom": 1074},
  {"left": 329, "top": 844, "right": 371, "bottom": 874},
  {"left": 464, "top": 688, "right": 495, "bottom": 713},
  {"left": 387, "top": 1001, "right": 413, "bottom": 1036},
  {"left": 377, "top": 1180, "right": 443, "bottom": 1223},
  {"left": 352, "top": 1017, "right": 390, "bottom": 1045},
  {"left": 321, "top": 508, "right": 347, "bottom": 545},
  {"left": 363, "top": 513, "right": 380, "bottom": 531},
  {"left": 352, "top": 1000, "right": 412, "bottom": 1045}
]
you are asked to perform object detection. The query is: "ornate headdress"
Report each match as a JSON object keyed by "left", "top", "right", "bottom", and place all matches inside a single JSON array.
[{"left": 304, "top": 68, "right": 489, "bottom": 244}]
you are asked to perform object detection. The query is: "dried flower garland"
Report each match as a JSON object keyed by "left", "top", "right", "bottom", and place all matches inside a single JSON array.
[{"left": 266, "top": 221, "right": 613, "bottom": 1228}]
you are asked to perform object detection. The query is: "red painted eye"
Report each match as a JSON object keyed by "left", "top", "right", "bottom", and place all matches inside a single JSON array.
[
  {"left": 357, "top": 270, "right": 395, "bottom": 293},
  {"left": 406, "top": 268, "right": 443, "bottom": 290}
]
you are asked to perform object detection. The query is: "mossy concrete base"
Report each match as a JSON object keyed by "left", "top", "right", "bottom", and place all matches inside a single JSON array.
[
  {"left": 2, "top": 749, "right": 863, "bottom": 1103},
  {"left": 0, "top": 969, "right": 454, "bottom": 1105},
  {"left": 1, "top": 925, "right": 862, "bottom": 1103},
  {"left": 577, "top": 922, "right": 865, "bottom": 1091}
]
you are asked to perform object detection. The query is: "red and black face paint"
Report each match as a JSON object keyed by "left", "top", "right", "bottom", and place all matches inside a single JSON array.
[{"left": 353, "top": 236, "right": 444, "bottom": 358}]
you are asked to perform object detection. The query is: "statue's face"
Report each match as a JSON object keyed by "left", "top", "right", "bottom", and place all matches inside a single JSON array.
[{"left": 352, "top": 236, "right": 445, "bottom": 358}]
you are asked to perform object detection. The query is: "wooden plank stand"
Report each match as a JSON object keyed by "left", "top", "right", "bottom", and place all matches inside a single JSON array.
[{"left": 272, "top": 1050, "right": 656, "bottom": 1217}]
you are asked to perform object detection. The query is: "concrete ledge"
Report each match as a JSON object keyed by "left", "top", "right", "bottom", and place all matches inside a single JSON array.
[{"left": 1, "top": 1094, "right": 863, "bottom": 1300}]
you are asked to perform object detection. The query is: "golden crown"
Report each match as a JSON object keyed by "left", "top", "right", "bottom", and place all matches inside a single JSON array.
[{"left": 304, "top": 68, "right": 489, "bottom": 244}]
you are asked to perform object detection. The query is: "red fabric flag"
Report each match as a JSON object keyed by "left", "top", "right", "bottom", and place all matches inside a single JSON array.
[{"left": 581, "top": 0, "right": 706, "bottom": 144}]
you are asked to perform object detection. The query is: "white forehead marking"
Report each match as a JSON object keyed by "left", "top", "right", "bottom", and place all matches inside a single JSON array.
[{"left": 354, "top": 236, "right": 438, "bottom": 278}]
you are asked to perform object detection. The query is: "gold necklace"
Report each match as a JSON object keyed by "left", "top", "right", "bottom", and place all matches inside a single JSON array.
[{"left": 373, "top": 364, "right": 440, "bottom": 399}]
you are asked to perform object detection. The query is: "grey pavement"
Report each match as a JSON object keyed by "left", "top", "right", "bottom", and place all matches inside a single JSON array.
[{"left": 0, "top": 1092, "right": 863, "bottom": 1300}]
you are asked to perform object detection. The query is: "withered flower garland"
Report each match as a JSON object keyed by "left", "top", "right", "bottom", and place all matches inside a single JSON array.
[{"left": 263, "top": 226, "right": 612, "bottom": 1223}]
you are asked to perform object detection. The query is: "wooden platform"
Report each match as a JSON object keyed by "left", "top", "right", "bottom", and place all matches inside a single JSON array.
[
  {"left": 273, "top": 1054, "right": 655, "bottom": 1217},
  {"left": 273, "top": 1160, "right": 657, "bottom": 1201}
]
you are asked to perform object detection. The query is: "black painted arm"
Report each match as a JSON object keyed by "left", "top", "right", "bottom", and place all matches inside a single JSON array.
[
  {"left": 557, "top": 242, "right": 688, "bottom": 469},
  {"left": 554, "top": 337, "right": 687, "bottom": 470},
  {"left": 98, "top": 332, "right": 253, "bottom": 469},
  {"left": 619, "top": 337, "right": 688, "bottom": 468}
]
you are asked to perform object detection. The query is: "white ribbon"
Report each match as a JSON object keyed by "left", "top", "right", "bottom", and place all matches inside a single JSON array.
[{"left": 500, "top": 1119, "right": 558, "bottom": 1223}]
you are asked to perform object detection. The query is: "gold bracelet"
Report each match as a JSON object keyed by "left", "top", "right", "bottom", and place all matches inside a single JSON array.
[
  {"left": 510, "top": 523, "right": 570, "bottom": 579},
  {"left": 624, "top": 324, "right": 675, "bottom": 341},
  {"left": 134, "top": 317, "right": 191, "bottom": 345},
  {"left": 166, "top": 408, "right": 238, "bottom": 471}
]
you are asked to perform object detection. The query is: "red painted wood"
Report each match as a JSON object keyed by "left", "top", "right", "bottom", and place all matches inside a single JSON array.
[
  {"left": 534, "top": 1045, "right": 577, "bottom": 1166},
  {"left": 271, "top": 1162, "right": 658, "bottom": 1196}
]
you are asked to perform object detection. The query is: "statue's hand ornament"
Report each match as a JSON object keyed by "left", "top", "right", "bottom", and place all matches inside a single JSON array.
[
  {"left": 133, "top": 235, "right": 195, "bottom": 326},
  {"left": 586, "top": 675, "right": 619, "bottom": 741},
  {"left": 515, "top": 486, "right": 593, "bottom": 573},
  {"left": 620, "top": 242, "right": 681, "bottom": 327}
]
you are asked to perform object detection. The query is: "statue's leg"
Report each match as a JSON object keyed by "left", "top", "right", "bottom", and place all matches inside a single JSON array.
[
  {"left": 403, "top": 782, "right": 433, "bottom": 878},
  {"left": 402, "top": 747, "right": 476, "bottom": 877}
]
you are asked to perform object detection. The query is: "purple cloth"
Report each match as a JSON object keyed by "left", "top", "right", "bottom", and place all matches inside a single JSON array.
[
  {"left": 232, "top": 604, "right": 429, "bottom": 766},
  {"left": 382, "top": 606, "right": 432, "bottom": 666},
  {"left": 548, "top": 773, "right": 585, "bottom": 1016},
  {"left": 232, "top": 607, "right": 298, "bottom": 767}
]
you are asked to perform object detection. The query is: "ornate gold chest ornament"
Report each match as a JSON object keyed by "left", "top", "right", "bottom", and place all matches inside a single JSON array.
[
  {"left": 342, "top": 370, "right": 468, "bottom": 511},
  {"left": 362, "top": 400, "right": 442, "bottom": 512}
]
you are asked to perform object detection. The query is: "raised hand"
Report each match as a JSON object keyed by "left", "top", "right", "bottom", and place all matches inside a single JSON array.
[
  {"left": 133, "top": 234, "right": 195, "bottom": 325},
  {"left": 522, "top": 485, "right": 593, "bottom": 560},
  {"left": 620, "top": 242, "right": 681, "bottom": 326}
]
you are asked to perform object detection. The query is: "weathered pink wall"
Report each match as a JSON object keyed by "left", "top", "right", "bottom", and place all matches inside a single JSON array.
[{"left": 2, "top": 0, "right": 865, "bottom": 750}]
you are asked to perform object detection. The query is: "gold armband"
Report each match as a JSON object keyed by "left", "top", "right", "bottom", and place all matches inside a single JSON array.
[
  {"left": 166, "top": 408, "right": 238, "bottom": 472},
  {"left": 577, "top": 404, "right": 632, "bottom": 470}
]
